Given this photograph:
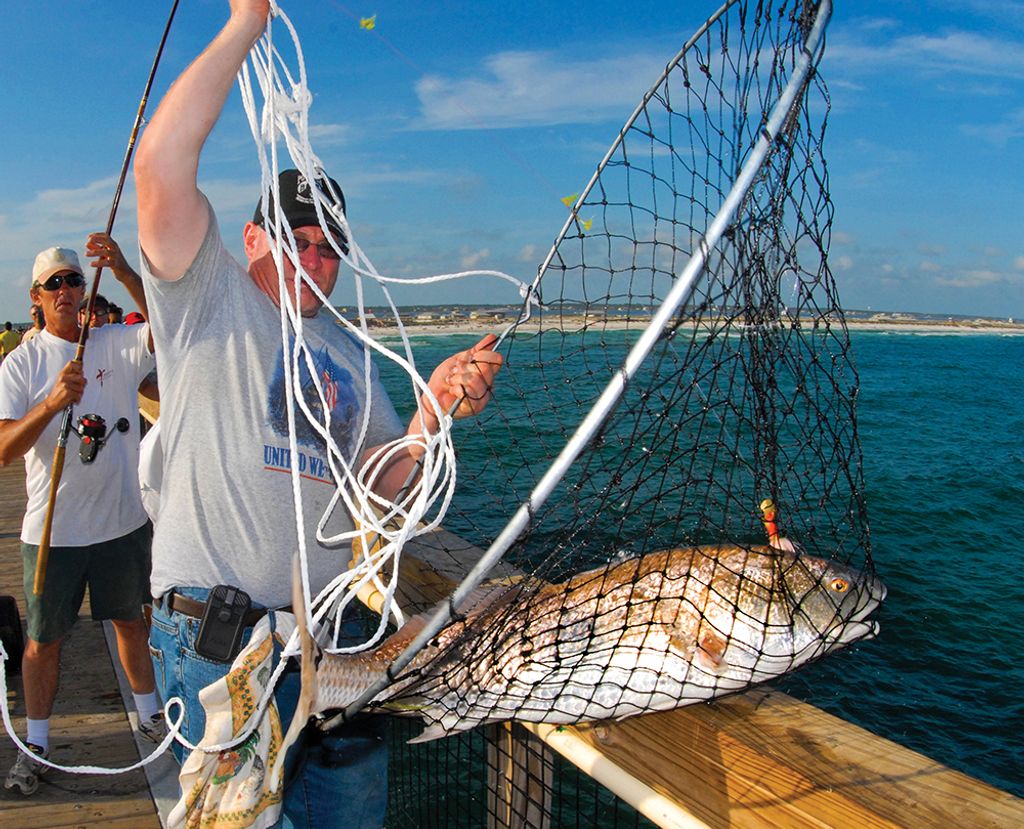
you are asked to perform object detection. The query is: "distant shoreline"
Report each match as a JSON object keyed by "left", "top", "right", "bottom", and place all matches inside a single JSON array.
[{"left": 355, "top": 316, "right": 1024, "bottom": 339}]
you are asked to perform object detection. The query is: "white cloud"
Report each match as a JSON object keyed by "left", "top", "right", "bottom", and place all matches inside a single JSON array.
[
  {"left": 919, "top": 260, "right": 942, "bottom": 272},
  {"left": 459, "top": 247, "right": 491, "bottom": 269},
  {"left": 307, "top": 123, "right": 352, "bottom": 146},
  {"left": 962, "top": 107, "right": 1024, "bottom": 146},
  {"left": 835, "top": 255, "right": 854, "bottom": 271},
  {"left": 1014, "top": 255, "right": 1024, "bottom": 270},
  {"left": 518, "top": 244, "right": 538, "bottom": 263},
  {"left": 935, "top": 269, "right": 1004, "bottom": 288},
  {"left": 829, "top": 28, "right": 1024, "bottom": 81},
  {"left": 414, "top": 50, "right": 666, "bottom": 130},
  {"left": 0, "top": 176, "right": 262, "bottom": 312}
]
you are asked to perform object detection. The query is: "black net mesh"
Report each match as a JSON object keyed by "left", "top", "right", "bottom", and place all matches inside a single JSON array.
[
  {"left": 373, "top": 0, "right": 878, "bottom": 824},
  {"left": 387, "top": 721, "right": 657, "bottom": 829}
]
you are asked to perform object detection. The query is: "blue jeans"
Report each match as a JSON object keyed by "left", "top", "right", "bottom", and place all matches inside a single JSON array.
[{"left": 149, "top": 586, "right": 388, "bottom": 828}]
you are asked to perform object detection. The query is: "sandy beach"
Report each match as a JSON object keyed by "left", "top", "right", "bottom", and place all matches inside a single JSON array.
[{"left": 353, "top": 314, "right": 1024, "bottom": 339}]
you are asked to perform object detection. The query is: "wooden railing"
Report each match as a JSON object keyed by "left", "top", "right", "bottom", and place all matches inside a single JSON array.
[{"left": 353, "top": 523, "right": 1024, "bottom": 829}]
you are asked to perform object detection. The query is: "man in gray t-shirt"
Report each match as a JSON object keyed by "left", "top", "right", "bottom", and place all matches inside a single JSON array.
[{"left": 134, "top": 3, "right": 502, "bottom": 825}]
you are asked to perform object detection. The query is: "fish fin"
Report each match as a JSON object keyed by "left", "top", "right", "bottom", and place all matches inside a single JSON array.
[
  {"left": 669, "top": 634, "right": 697, "bottom": 660},
  {"left": 406, "top": 722, "right": 451, "bottom": 744},
  {"left": 271, "top": 556, "right": 319, "bottom": 789},
  {"left": 695, "top": 630, "right": 729, "bottom": 673},
  {"left": 769, "top": 536, "right": 800, "bottom": 553}
]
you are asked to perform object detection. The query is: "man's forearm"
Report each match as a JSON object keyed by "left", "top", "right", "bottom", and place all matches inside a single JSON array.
[
  {"left": 363, "top": 407, "right": 441, "bottom": 506},
  {"left": 0, "top": 403, "right": 62, "bottom": 467},
  {"left": 138, "top": 10, "right": 264, "bottom": 181},
  {"left": 113, "top": 264, "right": 149, "bottom": 320}
]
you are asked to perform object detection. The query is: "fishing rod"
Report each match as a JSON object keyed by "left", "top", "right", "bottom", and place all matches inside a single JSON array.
[{"left": 33, "top": 0, "right": 182, "bottom": 596}]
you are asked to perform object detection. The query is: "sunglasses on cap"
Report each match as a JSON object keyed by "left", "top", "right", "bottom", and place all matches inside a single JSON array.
[{"left": 36, "top": 272, "right": 86, "bottom": 292}]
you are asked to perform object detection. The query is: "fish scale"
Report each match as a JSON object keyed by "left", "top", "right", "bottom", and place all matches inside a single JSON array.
[{"left": 295, "top": 544, "right": 885, "bottom": 744}]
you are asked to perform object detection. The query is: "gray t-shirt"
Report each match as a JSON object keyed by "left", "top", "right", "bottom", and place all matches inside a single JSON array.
[{"left": 141, "top": 201, "right": 404, "bottom": 607}]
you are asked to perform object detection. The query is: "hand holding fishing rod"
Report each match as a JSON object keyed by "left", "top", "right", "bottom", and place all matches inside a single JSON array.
[{"left": 32, "top": 0, "right": 181, "bottom": 596}]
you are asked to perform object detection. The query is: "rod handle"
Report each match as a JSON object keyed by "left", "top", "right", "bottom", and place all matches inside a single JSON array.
[{"left": 33, "top": 438, "right": 69, "bottom": 596}]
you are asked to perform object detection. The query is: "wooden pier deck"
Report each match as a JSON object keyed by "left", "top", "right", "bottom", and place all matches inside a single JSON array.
[{"left": 0, "top": 462, "right": 170, "bottom": 829}]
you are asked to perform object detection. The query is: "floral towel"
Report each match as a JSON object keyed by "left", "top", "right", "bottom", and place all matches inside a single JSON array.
[{"left": 169, "top": 613, "right": 296, "bottom": 829}]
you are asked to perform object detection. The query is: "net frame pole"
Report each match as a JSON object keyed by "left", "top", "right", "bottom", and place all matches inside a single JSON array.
[{"left": 329, "top": 0, "right": 833, "bottom": 728}]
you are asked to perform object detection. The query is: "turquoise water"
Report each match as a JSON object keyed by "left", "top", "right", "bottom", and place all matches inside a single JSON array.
[
  {"left": 782, "top": 330, "right": 1024, "bottom": 797},
  {"left": 380, "top": 329, "right": 1024, "bottom": 799}
]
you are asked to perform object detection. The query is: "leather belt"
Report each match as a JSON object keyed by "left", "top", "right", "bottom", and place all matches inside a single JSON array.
[{"left": 154, "top": 592, "right": 282, "bottom": 628}]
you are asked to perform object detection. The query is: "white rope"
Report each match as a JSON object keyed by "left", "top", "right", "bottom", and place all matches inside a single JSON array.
[
  {"left": 0, "top": 639, "right": 182, "bottom": 773},
  {"left": 239, "top": 2, "right": 531, "bottom": 664},
  {"left": 0, "top": 0, "right": 532, "bottom": 774}
]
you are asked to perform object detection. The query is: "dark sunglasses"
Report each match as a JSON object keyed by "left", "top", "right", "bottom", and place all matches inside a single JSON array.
[
  {"left": 293, "top": 237, "right": 344, "bottom": 261},
  {"left": 36, "top": 272, "right": 86, "bottom": 292}
]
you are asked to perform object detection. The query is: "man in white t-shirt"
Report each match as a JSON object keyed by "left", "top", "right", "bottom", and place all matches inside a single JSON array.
[{"left": 0, "top": 235, "right": 161, "bottom": 797}]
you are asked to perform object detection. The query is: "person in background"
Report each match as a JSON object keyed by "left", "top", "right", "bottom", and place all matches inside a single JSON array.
[
  {"left": 21, "top": 307, "right": 45, "bottom": 344},
  {"left": 79, "top": 293, "right": 110, "bottom": 330},
  {"left": 0, "top": 233, "right": 163, "bottom": 797},
  {"left": 133, "top": 1, "right": 502, "bottom": 824},
  {"left": 107, "top": 304, "right": 123, "bottom": 325},
  {"left": 0, "top": 322, "right": 21, "bottom": 362}
]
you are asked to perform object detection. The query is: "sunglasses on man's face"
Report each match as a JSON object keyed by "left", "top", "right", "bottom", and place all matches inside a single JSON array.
[
  {"left": 293, "top": 237, "right": 344, "bottom": 261},
  {"left": 36, "top": 272, "right": 86, "bottom": 292}
]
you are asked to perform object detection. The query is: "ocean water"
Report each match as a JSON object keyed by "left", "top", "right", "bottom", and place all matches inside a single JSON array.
[
  {"left": 782, "top": 330, "right": 1024, "bottom": 797},
  {"left": 379, "top": 329, "right": 1024, "bottom": 800}
]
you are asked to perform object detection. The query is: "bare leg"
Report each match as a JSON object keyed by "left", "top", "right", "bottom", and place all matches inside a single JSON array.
[
  {"left": 110, "top": 618, "right": 156, "bottom": 694},
  {"left": 21, "top": 638, "right": 62, "bottom": 720}
]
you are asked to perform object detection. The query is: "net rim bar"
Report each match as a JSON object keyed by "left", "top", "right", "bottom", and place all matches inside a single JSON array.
[
  {"left": 530, "top": 0, "right": 736, "bottom": 287},
  {"left": 333, "top": 0, "right": 834, "bottom": 727}
]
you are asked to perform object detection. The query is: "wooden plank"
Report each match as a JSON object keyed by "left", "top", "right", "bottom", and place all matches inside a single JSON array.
[
  {"left": 137, "top": 393, "right": 159, "bottom": 426},
  {"left": 486, "top": 722, "right": 554, "bottom": 829},
  {"left": 365, "top": 525, "right": 1024, "bottom": 829},
  {"left": 0, "top": 463, "right": 160, "bottom": 828}
]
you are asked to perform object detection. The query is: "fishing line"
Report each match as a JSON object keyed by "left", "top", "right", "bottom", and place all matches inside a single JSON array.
[{"left": 31, "top": 0, "right": 182, "bottom": 597}]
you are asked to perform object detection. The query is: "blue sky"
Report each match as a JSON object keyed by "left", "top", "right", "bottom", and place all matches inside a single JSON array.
[{"left": 1, "top": 0, "right": 1022, "bottom": 321}]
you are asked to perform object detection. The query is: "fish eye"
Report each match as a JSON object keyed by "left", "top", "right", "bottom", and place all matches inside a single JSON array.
[{"left": 829, "top": 578, "right": 849, "bottom": 593}]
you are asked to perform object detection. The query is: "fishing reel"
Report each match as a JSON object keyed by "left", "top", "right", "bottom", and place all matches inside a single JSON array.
[{"left": 75, "top": 413, "right": 130, "bottom": 463}]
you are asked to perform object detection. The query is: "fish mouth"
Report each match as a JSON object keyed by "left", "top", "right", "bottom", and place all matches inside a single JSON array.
[{"left": 826, "top": 619, "right": 879, "bottom": 646}]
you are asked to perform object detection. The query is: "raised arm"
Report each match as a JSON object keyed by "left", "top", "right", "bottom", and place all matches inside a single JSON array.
[
  {"left": 85, "top": 233, "right": 155, "bottom": 353},
  {"left": 134, "top": 0, "right": 269, "bottom": 281}
]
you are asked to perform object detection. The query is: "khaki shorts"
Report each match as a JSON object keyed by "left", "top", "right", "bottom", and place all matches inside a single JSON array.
[{"left": 21, "top": 522, "right": 152, "bottom": 644}]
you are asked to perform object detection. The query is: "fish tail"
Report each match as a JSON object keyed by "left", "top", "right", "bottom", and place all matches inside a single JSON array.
[{"left": 271, "top": 555, "right": 319, "bottom": 789}]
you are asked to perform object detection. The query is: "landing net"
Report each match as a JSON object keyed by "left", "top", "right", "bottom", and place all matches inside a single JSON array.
[{"left": 359, "top": 0, "right": 875, "bottom": 824}]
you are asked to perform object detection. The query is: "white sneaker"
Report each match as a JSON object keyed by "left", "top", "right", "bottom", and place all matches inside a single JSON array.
[
  {"left": 4, "top": 742, "right": 47, "bottom": 796},
  {"left": 138, "top": 713, "right": 168, "bottom": 744}
]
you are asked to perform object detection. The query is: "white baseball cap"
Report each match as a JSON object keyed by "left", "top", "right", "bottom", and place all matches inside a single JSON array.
[{"left": 32, "top": 247, "right": 83, "bottom": 287}]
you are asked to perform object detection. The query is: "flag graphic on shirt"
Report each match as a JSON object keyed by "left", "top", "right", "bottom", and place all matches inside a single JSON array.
[
  {"left": 321, "top": 368, "right": 339, "bottom": 411},
  {"left": 267, "top": 343, "right": 359, "bottom": 452}
]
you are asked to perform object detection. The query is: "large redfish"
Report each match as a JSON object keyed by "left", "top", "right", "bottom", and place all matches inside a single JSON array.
[{"left": 292, "top": 544, "right": 885, "bottom": 742}]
